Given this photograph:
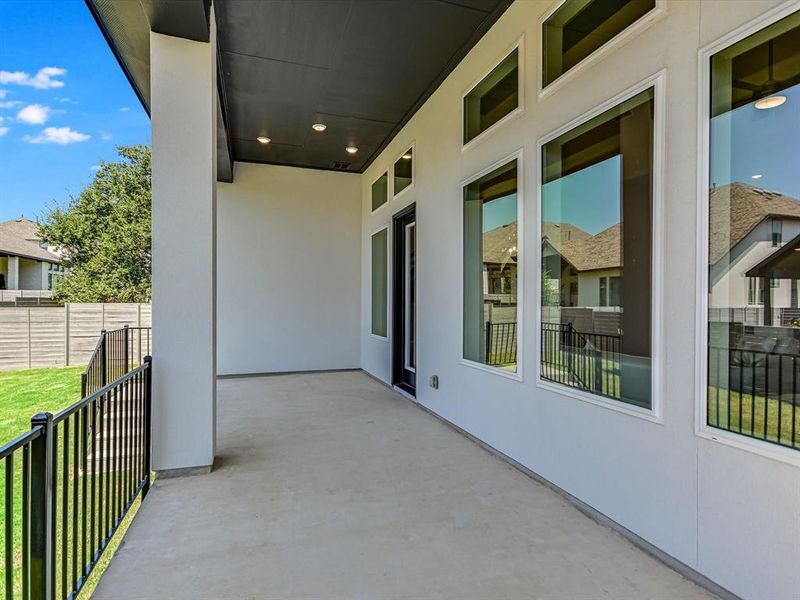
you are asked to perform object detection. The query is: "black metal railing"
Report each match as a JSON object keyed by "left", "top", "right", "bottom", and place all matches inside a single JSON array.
[
  {"left": 1, "top": 357, "right": 152, "bottom": 599},
  {"left": 540, "top": 322, "right": 622, "bottom": 399},
  {"left": 485, "top": 321, "right": 517, "bottom": 366},
  {"left": 708, "top": 346, "right": 799, "bottom": 450},
  {"left": 82, "top": 326, "right": 152, "bottom": 398}
]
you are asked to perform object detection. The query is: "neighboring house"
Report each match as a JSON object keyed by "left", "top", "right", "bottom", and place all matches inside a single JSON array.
[
  {"left": 0, "top": 217, "right": 65, "bottom": 291},
  {"left": 709, "top": 182, "right": 800, "bottom": 317},
  {"left": 542, "top": 221, "right": 622, "bottom": 309}
]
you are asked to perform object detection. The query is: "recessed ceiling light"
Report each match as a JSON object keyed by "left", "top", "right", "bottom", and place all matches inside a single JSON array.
[
  {"left": 754, "top": 95, "right": 786, "bottom": 110},
  {"left": 752, "top": 174, "right": 763, "bottom": 180},
  {"left": 402, "top": 153, "right": 412, "bottom": 160},
  {"left": 345, "top": 146, "right": 358, "bottom": 154},
  {"left": 312, "top": 123, "right": 327, "bottom": 132},
  {"left": 257, "top": 136, "right": 271, "bottom": 144}
]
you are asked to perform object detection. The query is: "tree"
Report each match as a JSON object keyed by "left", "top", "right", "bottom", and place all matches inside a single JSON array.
[{"left": 39, "top": 145, "right": 151, "bottom": 303}]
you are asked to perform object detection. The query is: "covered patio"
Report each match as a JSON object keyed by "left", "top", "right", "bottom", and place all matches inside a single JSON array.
[{"left": 95, "top": 372, "right": 710, "bottom": 599}]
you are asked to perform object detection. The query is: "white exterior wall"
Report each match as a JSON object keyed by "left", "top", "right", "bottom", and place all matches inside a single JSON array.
[
  {"left": 18, "top": 259, "right": 46, "bottom": 290},
  {"left": 217, "top": 163, "right": 361, "bottom": 375},
  {"left": 359, "top": 1, "right": 800, "bottom": 598},
  {"left": 576, "top": 268, "right": 620, "bottom": 307}
]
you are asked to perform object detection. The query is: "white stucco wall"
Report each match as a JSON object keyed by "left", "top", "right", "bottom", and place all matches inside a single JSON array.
[
  {"left": 359, "top": 1, "right": 800, "bottom": 598},
  {"left": 217, "top": 162, "right": 361, "bottom": 375},
  {"left": 18, "top": 259, "right": 46, "bottom": 290}
]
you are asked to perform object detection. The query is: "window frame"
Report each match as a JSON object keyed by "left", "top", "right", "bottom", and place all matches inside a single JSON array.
[
  {"left": 461, "top": 36, "right": 525, "bottom": 152},
  {"left": 392, "top": 143, "right": 416, "bottom": 201},
  {"left": 535, "top": 70, "right": 666, "bottom": 423},
  {"left": 538, "top": 0, "right": 667, "bottom": 100},
  {"left": 370, "top": 224, "right": 391, "bottom": 342},
  {"left": 370, "top": 171, "right": 389, "bottom": 215},
  {"left": 459, "top": 148, "right": 525, "bottom": 382},
  {"left": 695, "top": 2, "right": 800, "bottom": 466}
]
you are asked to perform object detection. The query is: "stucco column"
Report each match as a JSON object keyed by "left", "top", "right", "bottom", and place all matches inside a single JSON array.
[
  {"left": 150, "top": 16, "right": 217, "bottom": 473},
  {"left": 7, "top": 256, "right": 19, "bottom": 290},
  {"left": 41, "top": 262, "right": 49, "bottom": 290}
]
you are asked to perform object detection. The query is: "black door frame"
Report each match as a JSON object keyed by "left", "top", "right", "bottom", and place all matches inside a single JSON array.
[{"left": 392, "top": 203, "right": 416, "bottom": 396}]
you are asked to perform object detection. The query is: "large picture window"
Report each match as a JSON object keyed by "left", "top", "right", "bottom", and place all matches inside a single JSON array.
[
  {"left": 540, "top": 87, "right": 654, "bottom": 409},
  {"left": 706, "top": 11, "right": 800, "bottom": 450},
  {"left": 542, "top": 0, "right": 656, "bottom": 89},
  {"left": 371, "top": 228, "right": 388, "bottom": 338},
  {"left": 463, "top": 48, "right": 519, "bottom": 144},
  {"left": 463, "top": 158, "right": 519, "bottom": 374}
]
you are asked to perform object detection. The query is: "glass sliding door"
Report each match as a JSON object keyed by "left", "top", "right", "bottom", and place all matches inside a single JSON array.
[{"left": 540, "top": 87, "right": 654, "bottom": 409}]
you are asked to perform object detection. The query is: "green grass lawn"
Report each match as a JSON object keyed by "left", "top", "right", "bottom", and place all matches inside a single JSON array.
[{"left": 0, "top": 366, "right": 143, "bottom": 599}]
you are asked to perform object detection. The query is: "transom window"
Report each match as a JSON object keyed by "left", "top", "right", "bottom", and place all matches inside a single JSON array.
[
  {"left": 542, "top": 0, "right": 656, "bottom": 88},
  {"left": 463, "top": 47, "right": 519, "bottom": 144},
  {"left": 540, "top": 87, "right": 654, "bottom": 409},
  {"left": 372, "top": 172, "right": 388, "bottom": 211},
  {"left": 394, "top": 148, "right": 413, "bottom": 196},
  {"left": 706, "top": 10, "right": 800, "bottom": 450}
]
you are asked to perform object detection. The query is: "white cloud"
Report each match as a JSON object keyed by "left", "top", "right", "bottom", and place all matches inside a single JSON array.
[
  {"left": 0, "top": 127, "right": 8, "bottom": 136},
  {"left": 0, "top": 100, "right": 23, "bottom": 109},
  {"left": 16, "top": 104, "right": 51, "bottom": 125},
  {"left": 100, "top": 131, "right": 112, "bottom": 141},
  {"left": 25, "top": 127, "right": 90, "bottom": 145},
  {"left": 0, "top": 89, "right": 6, "bottom": 99},
  {"left": 0, "top": 67, "right": 66, "bottom": 89},
  {"left": 90, "top": 164, "right": 101, "bottom": 172},
  {"left": 119, "top": 106, "right": 130, "bottom": 112}
]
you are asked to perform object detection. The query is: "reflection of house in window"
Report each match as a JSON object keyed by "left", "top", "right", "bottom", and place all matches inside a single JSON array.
[
  {"left": 541, "top": 221, "right": 622, "bottom": 310},
  {"left": 709, "top": 183, "right": 800, "bottom": 324}
]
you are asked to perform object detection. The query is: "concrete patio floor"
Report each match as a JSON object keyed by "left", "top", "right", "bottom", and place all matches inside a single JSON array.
[{"left": 95, "top": 371, "right": 714, "bottom": 599}]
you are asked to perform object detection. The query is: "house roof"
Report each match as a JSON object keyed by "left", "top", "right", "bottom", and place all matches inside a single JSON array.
[
  {"left": 709, "top": 182, "right": 800, "bottom": 265},
  {"left": 483, "top": 223, "right": 517, "bottom": 266},
  {"left": 0, "top": 218, "right": 61, "bottom": 263},
  {"left": 542, "top": 222, "right": 620, "bottom": 272}
]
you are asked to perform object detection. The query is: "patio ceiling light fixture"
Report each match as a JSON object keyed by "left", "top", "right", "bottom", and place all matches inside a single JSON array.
[
  {"left": 752, "top": 174, "right": 763, "bottom": 179},
  {"left": 312, "top": 123, "right": 327, "bottom": 132},
  {"left": 402, "top": 153, "right": 412, "bottom": 160},
  {"left": 346, "top": 146, "right": 358, "bottom": 154},
  {"left": 754, "top": 95, "right": 786, "bottom": 109},
  {"left": 256, "top": 136, "right": 271, "bottom": 144}
]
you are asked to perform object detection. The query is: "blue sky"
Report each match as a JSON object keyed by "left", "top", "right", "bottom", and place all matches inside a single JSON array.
[
  {"left": 542, "top": 156, "right": 621, "bottom": 236},
  {"left": 710, "top": 83, "right": 800, "bottom": 199},
  {"left": 0, "top": 0, "right": 150, "bottom": 222}
]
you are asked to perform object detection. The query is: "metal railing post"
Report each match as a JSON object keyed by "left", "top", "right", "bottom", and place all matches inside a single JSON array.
[
  {"left": 100, "top": 330, "right": 107, "bottom": 388},
  {"left": 142, "top": 356, "right": 153, "bottom": 498},
  {"left": 81, "top": 372, "right": 87, "bottom": 400},
  {"left": 29, "top": 412, "right": 53, "bottom": 600},
  {"left": 594, "top": 347, "right": 603, "bottom": 393},
  {"left": 123, "top": 325, "right": 130, "bottom": 373}
]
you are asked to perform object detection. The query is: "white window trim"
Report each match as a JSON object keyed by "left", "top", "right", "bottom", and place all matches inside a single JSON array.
[
  {"left": 461, "top": 35, "right": 525, "bottom": 152},
  {"left": 534, "top": 70, "right": 666, "bottom": 424},
  {"left": 392, "top": 142, "right": 416, "bottom": 201},
  {"left": 695, "top": 0, "right": 800, "bottom": 467},
  {"left": 459, "top": 148, "right": 524, "bottom": 383},
  {"left": 370, "top": 224, "right": 390, "bottom": 342},
  {"left": 370, "top": 171, "right": 390, "bottom": 215},
  {"left": 537, "top": 0, "right": 667, "bottom": 100}
]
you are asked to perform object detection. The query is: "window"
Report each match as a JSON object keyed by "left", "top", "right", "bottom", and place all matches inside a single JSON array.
[
  {"left": 463, "top": 48, "right": 519, "bottom": 144},
  {"left": 542, "top": 0, "right": 656, "bottom": 88},
  {"left": 771, "top": 219, "right": 782, "bottom": 246},
  {"left": 706, "top": 10, "right": 800, "bottom": 450},
  {"left": 394, "top": 148, "right": 413, "bottom": 196},
  {"left": 599, "top": 277, "right": 608, "bottom": 307},
  {"left": 372, "top": 172, "right": 388, "bottom": 211},
  {"left": 371, "top": 228, "right": 388, "bottom": 337},
  {"left": 463, "top": 158, "right": 519, "bottom": 373},
  {"left": 541, "top": 87, "right": 654, "bottom": 409}
]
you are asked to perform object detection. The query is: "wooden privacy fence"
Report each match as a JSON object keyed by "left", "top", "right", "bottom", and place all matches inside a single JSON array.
[{"left": 0, "top": 303, "right": 151, "bottom": 371}]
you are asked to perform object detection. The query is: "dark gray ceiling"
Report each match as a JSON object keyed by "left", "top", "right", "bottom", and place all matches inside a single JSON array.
[
  {"left": 217, "top": 0, "right": 511, "bottom": 172},
  {"left": 86, "top": 0, "right": 511, "bottom": 177}
]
